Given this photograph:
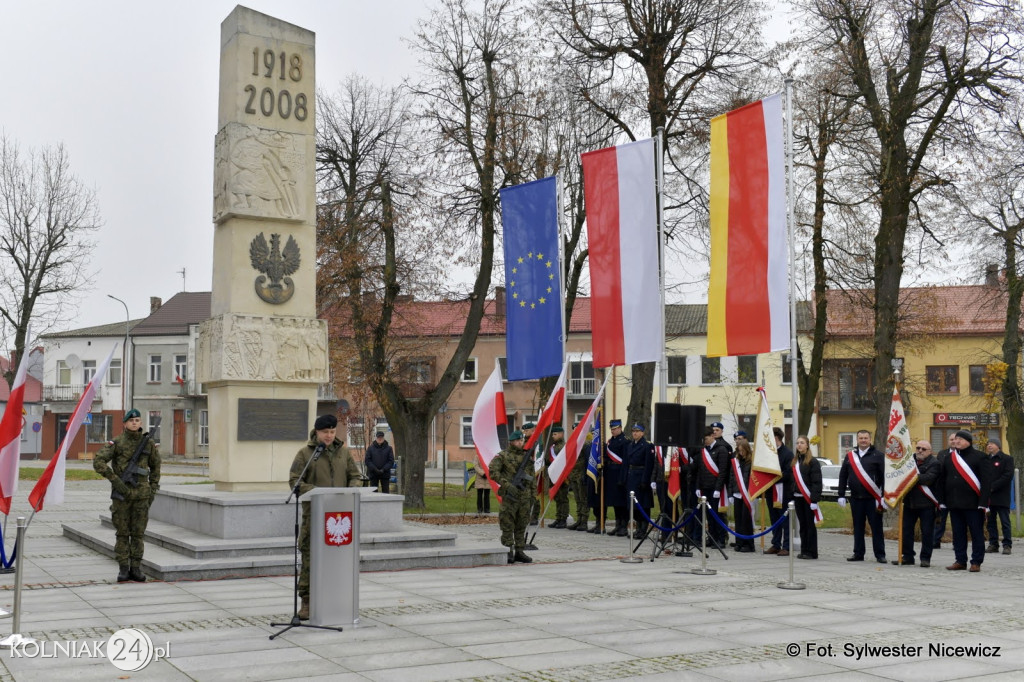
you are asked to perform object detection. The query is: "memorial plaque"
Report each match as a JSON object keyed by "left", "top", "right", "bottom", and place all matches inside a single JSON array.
[{"left": 237, "top": 398, "right": 309, "bottom": 441}]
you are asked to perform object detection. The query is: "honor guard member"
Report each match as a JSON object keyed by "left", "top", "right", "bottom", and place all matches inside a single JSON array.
[
  {"left": 546, "top": 427, "right": 571, "bottom": 528},
  {"left": 893, "top": 440, "right": 940, "bottom": 567},
  {"left": 620, "top": 424, "right": 656, "bottom": 535},
  {"left": 765, "top": 427, "right": 795, "bottom": 556},
  {"left": 933, "top": 432, "right": 956, "bottom": 547},
  {"left": 605, "top": 419, "right": 630, "bottom": 535},
  {"left": 94, "top": 408, "right": 161, "bottom": 583},
  {"left": 693, "top": 425, "right": 731, "bottom": 548},
  {"left": 837, "top": 429, "right": 886, "bottom": 563},
  {"left": 567, "top": 426, "right": 592, "bottom": 530},
  {"left": 489, "top": 430, "right": 535, "bottom": 563},
  {"left": 289, "top": 414, "right": 362, "bottom": 620},
  {"left": 522, "top": 422, "right": 542, "bottom": 526},
  {"left": 938, "top": 430, "right": 992, "bottom": 571}
]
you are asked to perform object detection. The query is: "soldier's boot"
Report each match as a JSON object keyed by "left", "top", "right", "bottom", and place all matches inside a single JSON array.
[
  {"left": 128, "top": 566, "right": 146, "bottom": 583},
  {"left": 116, "top": 565, "right": 131, "bottom": 583},
  {"left": 575, "top": 522, "right": 589, "bottom": 531},
  {"left": 513, "top": 550, "right": 533, "bottom": 563},
  {"left": 298, "top": 596, "right": 310, "bottom": 620},
  {"left": 507, "top": 549, "right": 515, "bottom": 564},
  {"left": 566, "top": 519, "right": 580, "bottom": 530}
]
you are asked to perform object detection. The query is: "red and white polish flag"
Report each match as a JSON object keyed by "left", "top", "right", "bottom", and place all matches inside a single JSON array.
[
  {"left": 548, "top": 374, "right": 611, "bottom": 498},
  {"left": 471, "top": 363, "right": 507, "bottom": 493},
  {"left": 525, "top": 360, "right": 568, "bottom": 451},
  {"left": 0, "top": 340, "right": 31, "bottom": 515},
  {"left": 581, "top": 138, "right": 661, "bottom": 368}
]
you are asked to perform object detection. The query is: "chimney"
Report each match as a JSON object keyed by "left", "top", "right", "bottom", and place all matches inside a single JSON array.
[
  {"left": 495, "top": 286, "right": 505, "bottom": 319},
  {"left": 150, "top": 296, "right": 162, "bottom": 313},
  {"left": 985, "top": 264, "right": 999, "bottom": 287}
]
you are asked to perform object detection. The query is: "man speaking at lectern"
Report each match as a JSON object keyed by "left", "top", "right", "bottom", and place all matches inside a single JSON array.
[{"left": 289, "top": 414, "right": 362, "bottom": 620}]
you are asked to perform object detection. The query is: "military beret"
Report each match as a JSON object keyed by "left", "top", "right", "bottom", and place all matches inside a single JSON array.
[
  {"left": 523, "top": 422, "right": 536, "bottom": 430},
  {"left": 551, "top": 426, "right": 564, "bottom": 433},
  {"left": 314, "top": 414, "right": 338, "bottom": 430},
  {"left": 609, "top": 419, "right": 622, "bottom": 428},
  {"left": 734, "top": 430, "right": 748, "bottom": 438},
  {"left": 509, "top": 429, "right": 525, "bottom": 441},
  {"left": 123, "top": 408, "right": 141, "bottom": 422},
  {"left": 711, "top": 422, "right": 724, "bottom": 429},
  {"left": 954, "top": 429, "right": 973, "bottom": 444}
]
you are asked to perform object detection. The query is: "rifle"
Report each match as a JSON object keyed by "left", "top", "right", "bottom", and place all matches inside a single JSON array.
[
  {"left": 510, "top": 446, "right": 536, "bottom": 492},
  {"left": 111, "top": 429, "right": 155, "bottom": 501}
]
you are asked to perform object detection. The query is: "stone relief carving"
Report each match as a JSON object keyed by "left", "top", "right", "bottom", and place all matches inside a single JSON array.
[
  {"left": 199, "top": 314, "right": 328, "bottom": 383},
  {"left": 250, "top": 232, "right": 300, "bottom": 304},
  {"left": 213, "top": 123, "right": 308, "bottom": 223}
]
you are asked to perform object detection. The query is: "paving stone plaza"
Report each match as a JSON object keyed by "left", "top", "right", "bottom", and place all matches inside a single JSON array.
[{"left": 1, "top": 468, "right": 1023, "bottom": 681}]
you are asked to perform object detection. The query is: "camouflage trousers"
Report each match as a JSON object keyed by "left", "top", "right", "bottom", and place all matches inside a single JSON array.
[
  {"left": 499, "top": 493, "right": 531, "bottom": 550},
  {"left": 110, "top": 492, "right": 152, "bottom": 566},
  {"left": 570, "top": 471, "right": 589, "bottom": 523},
  {"left": 299, "top": 502, "right": 313, "bottom": 598},
  {"left": 549, "top": 471, "right": 570, "bottom": 521}
]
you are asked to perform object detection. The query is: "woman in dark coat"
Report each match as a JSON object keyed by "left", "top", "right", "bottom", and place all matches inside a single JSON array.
[{"left": 792, "top": 436, "right": 822, "bottom": 559}]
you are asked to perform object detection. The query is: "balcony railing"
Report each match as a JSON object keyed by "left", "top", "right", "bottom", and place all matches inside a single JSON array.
[
  {"left": 318, "top": 383, "right": 337, "bottom": 400},
  {"left": 569, "top": 377, "right": 597, "bottom": 398},
  {"left": 43, "top": 384, "right": 86, "bottom": 401},
  {"left": 819, "top": 387, "right": 911, "bottom": 414}
]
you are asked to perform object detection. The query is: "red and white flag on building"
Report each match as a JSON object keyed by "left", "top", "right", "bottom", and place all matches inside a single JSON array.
[
  {"left": 748, "top": 387, "right": 782, "bottom": 499},
  {"left": 548, "top": 374, "right": 610, "bottom": 498},
  {"left": 581, "top": 139, "right": 661, "bottom": 368},
  {"left": 525, "top": 360, "right": 567, "bottom": 451},
  {"left": 0, "top": 338, "right": 31, "bottom": 515},
  {"left": 471, "top": 362, "right": 507, "bottom": 492},
  {"left": 883, "top": 386, "right": 917, "bottom": 509},
  {"left": 29, "top": 346, "right": 117, "bottom": 512}
]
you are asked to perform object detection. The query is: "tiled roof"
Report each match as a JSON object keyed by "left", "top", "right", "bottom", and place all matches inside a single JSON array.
[
  {"left": 666, "top": 301, "right": 814, "bottom": 336},
  {"left": 42, "top": 318, "right": 147, "bottom": 338},
  {"left": 0, "top": 357, "right": 43, "bottom": 402},
  {"left": 131, "top": 292, "right": 212, "bottom": 336},
  {"left": 825, "top": 285, "right": 1016, "bottom": 337}
]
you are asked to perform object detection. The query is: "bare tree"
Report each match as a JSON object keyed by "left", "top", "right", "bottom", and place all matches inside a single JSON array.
[
  {"left": 794, "top": 0, "right": 1024, "bottom": 445},
  {"left": 0, "top": 136, "right": 99, "bottom": 387}
]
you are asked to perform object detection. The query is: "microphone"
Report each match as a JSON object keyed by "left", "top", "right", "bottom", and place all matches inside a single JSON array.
[{"left": 311, "top": 442, "right": 326, "bottom": 461}]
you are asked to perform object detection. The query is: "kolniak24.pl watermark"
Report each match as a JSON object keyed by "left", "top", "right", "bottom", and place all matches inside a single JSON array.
[{"left": 8, "top": 628, "right": 170, "bottom": 672}]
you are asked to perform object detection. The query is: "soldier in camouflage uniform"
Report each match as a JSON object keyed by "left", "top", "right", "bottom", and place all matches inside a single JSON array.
[
  {"left": 93, "top": 408, "right": 161, "bottom": 583},
  {"left": 546, "top": 427, "right": 570, "bottom": 528},
  {"left": 289, "top": 414, "right": 361, "bottom": 620},
  {"left": 489, "top": 430, "right": 535, "bottom": 563},
  {"left": 567, "top": 429, "right": 593, "bottom": 531}
]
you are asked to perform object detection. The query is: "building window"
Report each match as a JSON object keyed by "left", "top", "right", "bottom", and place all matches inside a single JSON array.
[
  {"left": 147, "top": 411, "right": 162, "bottom": 443},
  {"left": 781, "top": 353, "right": 792, "bottom": 384},
  {"left": 174, "top": 354, "right": 187, "bottom": 383},
  {"left": 108, "top": 359, "right": 122, "bottom": 386},
  {"left": 56, "top": 415, "right": 70, "bottom": 443},
  {"left": 497, "top": 357, "right": 508, "bottom": 382},
  {"left": 82, "top": 360, "right": 97, "bottom": 385},
  {"left": 737, "top": 414, "right": 756, "bottom": 435},
  {"left": 87, "top": 415, "right": 114, "bottom": 444},
  {"left": 348, "top": 416, "right": 366, "bottom": 449},
  {"left": 667, "top": 356, "right": 687, "bottom": 386},
  {"left": 969, "top": 365, "right": 987, "bottom": 395},
  {"left": 199, "top": 410, "right": 209, "bottom": 446},
  {"left": 926, "top": 365, "right": 959, "bottom": 394},
  {"left": 460, "top": 415, "right": 473, "bottom": 447},
  {"left": 57, "top": 360, "right": 71, "bottom": 386},
  {"left": 838, "top": 432, "right": 857, "bottom": 455},
  {"left": 821, "top": 358, "right": 876, "bottom": 411},
  {"left": 462, "top": 358, "right": 478, "bottom": 382},
  {"left": 148, "top": 355, "right": 162, "bottom": 383},
  {"left": 400, "top": 358, "right": 432, "bottom": 384},
  {"left": 569, "top": 359, "right": 595, "bottom": 396},
  {"left": 701, "top": 356, "right": 721, "bottom": 384},
  {"left": 737, "top": 356, "right": 757, "bottom": 384}
]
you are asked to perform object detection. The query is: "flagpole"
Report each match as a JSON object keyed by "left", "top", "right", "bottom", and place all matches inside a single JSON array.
[
  {"left": 557, "top": 173, "right": 568, "bottom": 429},
  {"left": 785, "top": 78, "right": 800, "bottom": 436},
  {"left": 655, "top": 128, "right": 668, "bottom": 404}
]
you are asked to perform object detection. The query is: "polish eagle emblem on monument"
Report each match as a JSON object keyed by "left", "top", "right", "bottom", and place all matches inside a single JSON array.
[
  {"left": 324, "top": 512, "right": 353, "bottom": 546},
  {"left": 249, "top": 232, "right": 300, "bottom": 304}
]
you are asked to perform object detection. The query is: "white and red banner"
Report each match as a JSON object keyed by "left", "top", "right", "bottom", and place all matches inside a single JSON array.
[
  {"left": 581, "top": 139, "right": 660, "bottom": 368},
  {"left": 748, "top": 387, "right": 781, "bottom": 499},
  {"left": 0, "top": 338, "right": 30, "bottom": 515},
  {"left": 548, "top": 374, "right": 610, "bottom": 498},
  {"left": 883, "top": 386, "right": 917, "bottom": 509},
  {"left": 471, "top": 363, "right": 507, "bottom": 493},
  {"left": 29, "top": 345, "right": 116, "bottom": 511},
  {"left": 526, "top": 361, "right": 567, "bottom": 450}
]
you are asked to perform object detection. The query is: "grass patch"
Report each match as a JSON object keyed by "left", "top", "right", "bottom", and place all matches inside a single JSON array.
[{"left": 20, "top": 467, "right": 104, "bottom": 482}]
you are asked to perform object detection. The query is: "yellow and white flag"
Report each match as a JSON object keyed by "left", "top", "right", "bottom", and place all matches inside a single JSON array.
[
  {"left": 883, "top": 386, "right": 917, "bottom": 509},
  {"left": 748, "top": 387, "right": 781, "bottom": 499}
]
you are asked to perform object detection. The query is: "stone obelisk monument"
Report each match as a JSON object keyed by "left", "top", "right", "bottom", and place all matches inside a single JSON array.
[{"left": 198, "top": 6, "right": 328, "bottom": 491}]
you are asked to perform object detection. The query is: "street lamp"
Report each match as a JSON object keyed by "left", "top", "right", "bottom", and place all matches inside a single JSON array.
[{"left": 107, "top": 295, "right": 131, "bottom": 414}]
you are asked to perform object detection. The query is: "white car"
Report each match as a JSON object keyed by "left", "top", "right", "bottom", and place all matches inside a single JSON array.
[{"left": 820, "top": 464, "right": 841, "bottom": 499}]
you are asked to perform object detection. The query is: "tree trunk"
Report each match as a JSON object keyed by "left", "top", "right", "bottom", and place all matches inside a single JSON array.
[
  {"left": 627, "top": 361, "right": 655, "bottom": 429},
  {"left": 393, "top": 405, "right": 432, "bottom": 509},
  {"left": 1001, "top": 221, "right": 1024, "bottom": 471}
]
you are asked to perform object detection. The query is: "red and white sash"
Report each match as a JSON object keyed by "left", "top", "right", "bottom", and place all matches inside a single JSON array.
[
  {"left": 951, "top": 451, "right": 981, "bottom": 496},
  {"left": 847, "top": 450, "right": 884, "bottom": 510},
  {"left": 793, "top": 461, "right": 823, "bottom": 524},
  {"left": 918, "top": 484, "right": 939, "bottom": 508},
  {"left": 731, "top": 457, "right": 756, "bottom": 526},
  {"left": 701, "top": 447, "right": 719, "bottom": 475},
  {"left": 606, "top": 445, "right": 622, "bottom": 464},
  {"left": 678, "top": 447, "right": 690, "bottom": 466},
  {"left": 654, "top": 446, "right": 664, "bottom": 468}
]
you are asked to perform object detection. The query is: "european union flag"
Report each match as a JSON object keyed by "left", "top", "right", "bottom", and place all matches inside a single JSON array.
[{"left": 500, "top": 177, "right": 562, "bottom": 381}]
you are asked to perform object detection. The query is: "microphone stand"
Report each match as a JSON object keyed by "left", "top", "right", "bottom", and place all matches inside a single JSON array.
[{"left": 270, "top": 443, "right": 344, "bottom": 639}]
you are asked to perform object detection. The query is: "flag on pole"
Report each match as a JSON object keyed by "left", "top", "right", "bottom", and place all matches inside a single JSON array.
[
  {"left": 548, "top": 374, "right": 610, "bottom": 498},
  {"left": 586, "top": 404, "right": 602, "bottom": 485},
  {"left": 464, "top": 461, "right": 476, "bottom": 492},
  {"left": 707, "top": 94, "right": 789, "bottom": 357},
  {"left": 525, "top": 360, "right": 568, "bottom": 450},
  {"left": 748, "top": 387, "right": 782, "bottom": 499},
  {"left": 29, "top": 345, "right": 116, "bottom": 512},
  {"left": 500, "top": 177, "right": 562, "bottom": 381},
  {"left": 471, "top": 363, "right": 507, "bottom": 493},
  {"left": 883, "top": 386, "right": 917, "bottom": 509},
  {"left": 581, "top": 139, "right": 660, "bottom": 368},
  {"left": 0, "top": 336, "right": 31, "bottom": 515}
]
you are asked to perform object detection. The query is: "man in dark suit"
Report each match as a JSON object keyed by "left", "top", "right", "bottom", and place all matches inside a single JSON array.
[
  {"left": 837, "top": 429, "right": 887, "bottom": 563},
  {"left": 892, "top": 440, "right": 940, "bottom": 567},
  {"left": 984, "top": 438, "right": 1013, "bottom": 555},
  {"left": 939, "top": 430, "right": 992, "bottom": 572},
  {"left": 765, "top": 427, "right": 794, "bottom": 556},
  {"left": 933, "top": 432, "right": 956, "bottom": 548}
]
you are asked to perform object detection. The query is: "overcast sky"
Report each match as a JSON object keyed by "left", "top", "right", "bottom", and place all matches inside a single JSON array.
[{"left": 3, "top": 1, "right": 795, "bottom": 335}]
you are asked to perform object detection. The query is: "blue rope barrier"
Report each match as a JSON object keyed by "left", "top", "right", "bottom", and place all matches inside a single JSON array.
[
  {"left": 631, "top": 499, "right": 697, "bottom": 533},
  {"left": 705, "top": 503, "right": 788, "bottom": 540},
  {"left": 0, "top": 523, "right": 11, "bottom": 569}
]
